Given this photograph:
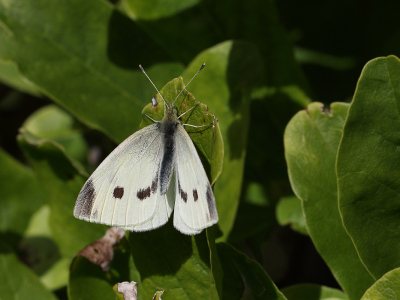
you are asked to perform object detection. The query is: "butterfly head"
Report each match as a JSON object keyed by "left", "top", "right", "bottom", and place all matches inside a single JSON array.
[{"left": 163, "top": 105, "right": 179, "bottom": 120}]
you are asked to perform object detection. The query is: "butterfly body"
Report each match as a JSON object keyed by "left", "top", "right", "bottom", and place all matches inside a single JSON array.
[
  {"left": 74, "top": 98, "right": 218, "bottom": 235},
  {"left": 159, "top": 108, "right": 179, "bottom": 195}
]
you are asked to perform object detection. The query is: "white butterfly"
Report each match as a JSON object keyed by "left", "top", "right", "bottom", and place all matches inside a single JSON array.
[{"left": 73, "top": 64, "right": 219, "bottom": 235}]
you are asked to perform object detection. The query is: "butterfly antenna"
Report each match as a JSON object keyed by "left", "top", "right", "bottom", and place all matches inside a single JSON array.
[
  {"left": 172, "top": 63, "right": 205, "bottom": 106},
  {"left": 139, "top": 65, "right": 169, "bottom": 109}
]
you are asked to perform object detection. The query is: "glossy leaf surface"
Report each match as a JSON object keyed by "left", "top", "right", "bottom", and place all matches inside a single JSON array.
[{"left": 337, "top": 55, "right": 400, "bottom": 279}]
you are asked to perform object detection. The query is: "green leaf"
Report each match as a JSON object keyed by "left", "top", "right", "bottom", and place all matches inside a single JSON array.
[
  {"left": 282, "top": 284, "right": 348, "bottom": 300},
  {"left": 182, "top": 40, "right": 264, "bottom": 240},
  {"left": 139, "top": 76, "right": 223, "bottom": 184},
  {"left": 22, "top": 104, "right": 89, "bottom": 164},
  {"left": 0, "top": 0, "right": 183, "bottom": 143},
  {"left": 40, "top": 257, "right": 70, "bottom": 291},
  {"left": 207, "top": 226, "right": 223, "bottom": 300},
  {"left": 128, "top": 219, "right": 219, "bottom": 300},
  {"left": 125, "top": 0, "right": 200, "bottom": 20},
  {"left": 276, "top": 196, "right": 308, "bottom": 235},
  {"left": 22, "top": 205, "right": 70, "bottom": 290},
  {"left": 0, "top": 242, "right": 57, "bottom": 300},
  {"left": 360, "top": 268, "right": 400, "bottom": 300},
  {"left": 337, "top": 55, "right": 400, "bottom": 279},
  {"left": 18, "top": 132, "right": 107, "bottom": 258},
  {"left": 17, "top": 205, "right": 64, "bottom": 286},
  {"left": 0, "top": 59, "right": 41, "bottom": 96},
  {"left": 284, "top": 102, "right": 374, "bottom": 300},
  {"left": 69, "top": 238, "right": 131, "bottom": 300},
  {"left": 24, "top": 205, "right": 52, "bottom": 238},
  {"left": 69, "top": 257, "right": 117, "bottom": 300},
  {"left": 0, "top": 147, "right": 45, "bottom": 236},
  {"left": 294, "top": 46, "right": 357, "bottom": 71},
  {"left": 216, "top": 243, "right": 287, "bottom": 300}
]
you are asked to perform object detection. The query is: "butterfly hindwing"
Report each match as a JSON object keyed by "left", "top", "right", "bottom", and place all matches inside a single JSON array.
[
  {"left": 173, "top": 125, "right": 218, "bottom": 233},
  {"left": 74, "top": 123, "right": 167, "bottom": 228},
  {"left": 120, "top": 176, "right": 174, "bottom": 231}
]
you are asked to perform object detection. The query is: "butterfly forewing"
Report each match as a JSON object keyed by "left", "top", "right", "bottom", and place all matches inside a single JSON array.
[
  {"left": 173, "top": 125, "right": 218, "bottom": 232},
  {"left": 74, "top": 123, "right": 164, "bottom": 227}
]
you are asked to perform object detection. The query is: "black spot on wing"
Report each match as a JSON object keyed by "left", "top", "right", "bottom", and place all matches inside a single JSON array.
[
  {"left": 113, "top": 186, "right": 124, "bottom": 199},
  {"left": 77, "top": 179, "right": 96, "bottom": 217},
  {"left": 206, "top": 184, "right": 216, "bottom": 219},
  {"left": 178, "top": 179, "right": 188, "bottom": 202},
  {"left": 193, "top": 189, "right": 198, "bottom": 201},
  {"left": 137, "top": 187, "right": 151, "bottom": 200}
]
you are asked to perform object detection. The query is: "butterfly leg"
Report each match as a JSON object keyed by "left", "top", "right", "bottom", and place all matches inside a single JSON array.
[
  {"left": 183, "top": 123, "right": 214, "bottom": 128},
  {"left": 177, "top": 104, "right": 198, "bottom": 120}
]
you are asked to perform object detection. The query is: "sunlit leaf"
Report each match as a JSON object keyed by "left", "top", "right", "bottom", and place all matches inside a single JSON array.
[
  {"left": 337, "top": 55, "right": 400, "bottom": 279},
  {"left": 285, "top": 102, "right": 374, "bottom": 299},
  {"left": 22, "top": 105, "right": 89, "bottom": 163},
  {"left": 360, "top": 268, "right": 400, "bottom": 300},
  {"left": 276, "top": 196, "right": 308, "bottom": 235}
]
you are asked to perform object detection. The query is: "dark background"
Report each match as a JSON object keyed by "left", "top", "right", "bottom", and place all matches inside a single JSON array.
[{"left": 2, "top": 0, "right": 399, "bottom": 294}]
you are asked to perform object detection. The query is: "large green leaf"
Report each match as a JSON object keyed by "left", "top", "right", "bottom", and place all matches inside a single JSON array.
[
  {"left": 282, "top": 284, "right": 348, "bottom": 300},
  {"left": 0, "top": 59, "right": 41, "bottom": 96},
  {"left": 128, "top": 220, "right": 220, "bottom": 300},
  {"left": 337, "top": 55, "right": 400, "bottom": 279},
  {"left": 0, "top": 147, "right": 45, "bottom": 237},
  {"left": 0, "top": 241, "right": 57, "bottom": 300},
  {"left": 284, "top": 102, "right": 374, "bottom": 300},
  {"left": 18, "top": 132, "right": 107, "bottom": 258},
  {"left": 0, "top": 0, "right": 183, "bottom": 143},
  {"left": 360, "top": 268, "right": 400, "bottom": 300},
  {"left": 216, "top": 243, "right": 287, "bottom": 300},
  {"left": 181, "top": 40, "right": 263, "bottom": 240}
]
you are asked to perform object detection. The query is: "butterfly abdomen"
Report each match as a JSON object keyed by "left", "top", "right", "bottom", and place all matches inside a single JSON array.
[{"left": 159, "top": 110, "right": 179, "bottom": 195}]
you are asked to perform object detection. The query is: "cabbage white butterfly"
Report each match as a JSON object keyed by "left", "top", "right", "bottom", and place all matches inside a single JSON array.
[{"left": 73, "top": 64, "right": 218, "bottom": 235}]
